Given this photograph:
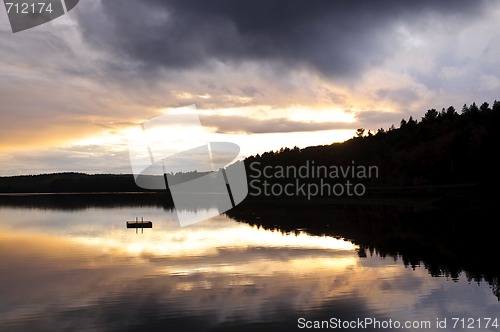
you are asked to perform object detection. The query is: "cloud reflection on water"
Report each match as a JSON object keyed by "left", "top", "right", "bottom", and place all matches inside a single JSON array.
[{"left": 0, "top": 206, "right": 499, "bottom": 331}]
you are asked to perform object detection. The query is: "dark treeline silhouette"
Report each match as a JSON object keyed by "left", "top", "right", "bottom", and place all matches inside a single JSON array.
[
  {"left": 227, "top": 201, "right": 500, "bottom": 300},
  {"left": 244, "top": 100, "right": 500, "bottom": 201},
  {"left": 0, "top": 172, "right": 205, "bottom": 194},
  {"left": 0, "top": 173, "right": 140, "bottom": 193},
  {"left": 1, "top": 99, "right": 499, "bottom": 198}
]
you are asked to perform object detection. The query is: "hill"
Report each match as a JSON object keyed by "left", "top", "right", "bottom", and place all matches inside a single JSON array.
[
  {"left": 0, "top": 173, "right": 140, "bottom": 193},
  {"left": 244, "top": 100, "right": 500, "bottom": 202}
]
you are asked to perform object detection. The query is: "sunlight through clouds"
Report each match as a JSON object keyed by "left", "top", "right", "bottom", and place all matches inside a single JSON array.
[{"left": 2, "top": 0, "right": 500, "bottom": 174}]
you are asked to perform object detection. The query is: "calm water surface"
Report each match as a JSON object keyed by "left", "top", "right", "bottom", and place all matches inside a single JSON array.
[{"left": 0, "top": 199, "right": 498, "bottom": 331}]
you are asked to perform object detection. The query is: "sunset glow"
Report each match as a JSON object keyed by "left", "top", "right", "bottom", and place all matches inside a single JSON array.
[{"left": 2, "top": 1, "right": 500, "bottom": 175}]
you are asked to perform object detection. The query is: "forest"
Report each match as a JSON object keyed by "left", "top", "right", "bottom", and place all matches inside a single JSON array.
[{"left": 244, "top": 100, "right": 500, "bottom": 201}]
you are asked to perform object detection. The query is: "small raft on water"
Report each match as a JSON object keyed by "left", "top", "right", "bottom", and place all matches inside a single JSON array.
[{"left": 126, "top": 217, "right": 153, "bottom": 229}]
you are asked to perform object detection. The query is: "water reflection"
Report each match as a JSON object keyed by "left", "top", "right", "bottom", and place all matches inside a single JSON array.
[
  {"left": 0, "top": 196, "right": 499, "bottom": 331},
  {"left": 228, "top": 201, "right": 500, "bottom": 300}
]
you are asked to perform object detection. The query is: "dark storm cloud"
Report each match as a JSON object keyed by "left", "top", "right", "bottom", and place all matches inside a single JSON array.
[{"left": 75, "top": 0, "right": 487, "bottom": 79}]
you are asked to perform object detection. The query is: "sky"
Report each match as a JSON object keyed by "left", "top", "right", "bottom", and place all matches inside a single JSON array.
[{"left": 1, "top": 0, "right": 500, "bottom": 175}]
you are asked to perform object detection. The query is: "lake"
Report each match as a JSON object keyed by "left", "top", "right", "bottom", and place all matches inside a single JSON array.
[{"left": 0, "top": 194, "right": 499, "bottom": 331}]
